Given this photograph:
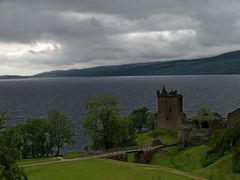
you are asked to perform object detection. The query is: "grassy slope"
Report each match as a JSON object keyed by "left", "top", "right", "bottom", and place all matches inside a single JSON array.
[
  {"left": 21, "top": 128, "right": 240, "bottom": 179},
  {"left": 196, "top": 155, "right": 240, "bottom": 180},
  {"left": 25, "top": 159, "right": 194, "bottom": 180},
  {"left": 136, "top": 129, "right": 177, "bottom": 146},
  {"left": 129, "top": 128, "right": 176, "bottom": 163},
  {"left": 172, "top": 145, "right": 209, "bottom": 171},
  {"left": 135, "top": 129, "right": 180, "bottom": 169},
  {"left": 151, "top": 147, "right": 178, "bottom": 168},
  {"left": 136, "top": 128, "right": 240, "bottom": 179},
  {"left": 21, "top": 128, "right": 201, "bottom": 180},
  {"left": 151, "top": 144, "right": 209, "bottom": 172}
]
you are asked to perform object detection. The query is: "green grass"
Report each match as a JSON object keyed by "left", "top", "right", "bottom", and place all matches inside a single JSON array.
[
  {"left": 150, "top": 142, "right": 240, "bottom": 179},
  {"left": 151, "top": 147, "right": 178, "bottom": 168},
  {"left": 151, "top": 145, "right": 209, "bottom": 172},
  {"left": 25, "top": 159, "right": 194, "bottom": 180},
  {"left": 196, "top": 155, "right": 240, "bottom": 180},
  {"left": 127, "top": 153, "right": 135, "bottom": 163},
  {"left": 21, "top": 128, "right": 239, "bottom": 180},
  {"left": 63, "top": 152, "right": 82, "bottom": 159},
  {"left": 136, "top": 129, "right": 176, "bottom": 146},
  {"left": 136, "top": 129, "right": 209, "bottom": 172},
  {"left": 172, "top": 145, "right": 209, "bottom": 171},
  {"left": 18, "top": 157, "right": 60, "bottom": 166}
]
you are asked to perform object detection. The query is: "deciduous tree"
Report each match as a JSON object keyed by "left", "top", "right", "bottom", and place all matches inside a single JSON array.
[
  {"left": 83, "top": 96, "right": 131, "bottom": 150},
  {"left": 48, "top": 109, "right": 74, "bottom": 156},
  {"left": 0, "top": 111, "right": 27, "bottom": 180},
  {"left": 129, "top": 107, "right": 154, "bottom": 133}
]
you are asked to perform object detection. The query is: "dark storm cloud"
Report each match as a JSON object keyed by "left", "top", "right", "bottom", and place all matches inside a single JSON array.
[{"left": 0, "top": 0, "right": 240, "bottom": 75}]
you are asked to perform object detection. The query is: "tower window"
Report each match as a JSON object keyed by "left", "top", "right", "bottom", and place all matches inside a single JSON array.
[{"left": 169, "top": 108, "right": 172, "bottom": 112}]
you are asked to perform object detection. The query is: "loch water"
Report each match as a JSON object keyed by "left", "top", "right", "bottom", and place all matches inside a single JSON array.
[{"left": 0, "top": 75, "right": 240, "bottom": 151}]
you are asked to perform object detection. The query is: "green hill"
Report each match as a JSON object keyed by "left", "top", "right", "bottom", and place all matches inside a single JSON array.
[
  {"left": 134, "top": 128, "right": 240, "bottom": 179},
  {"left": 2, "top": 50, "right": 240, "bottom": 78},
  {"left": 34, "top": 50, "right": 240, "bottom": 77}
]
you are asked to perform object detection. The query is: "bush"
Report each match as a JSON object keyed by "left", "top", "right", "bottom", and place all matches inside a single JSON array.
[
  {"left": 203, "top": 123, "right": 240, "bottom": 166},
  {"left": 202, "top": 153, "right": 221, "bottom": 167},
  {"left": 233, "top": 151, "right": 240, "bottom": 173}
]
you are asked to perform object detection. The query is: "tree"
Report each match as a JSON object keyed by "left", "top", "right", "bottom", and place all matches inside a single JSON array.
[
  {"left": 21, "top": 118, "right": 51, "bottom": 158},
  {"left": 83, "top": 96, "right": 129, "bottom": 150},
  {"left": 118, "top": 116, "right": 136, "bottom": 147},
  {"left": 0, "top": 111, "right": 7, "bottom": 132},
  {"left": 0, "top": 135, "right": 27, "bottom": 180},
  {"left": 4, "top": 125, "right": 23, "bottom": 159},
  {"left": 48, "top": 109, "right": 74, "bottom": 156},
  {"left": 0, "top": 111, "right": 27, "bottom": 180},
  {"left": 129, "top": 107, "right": 154, "bottom": 133},
  {"left": 189, "top": 107, "right": 223, "bottom": 122}
]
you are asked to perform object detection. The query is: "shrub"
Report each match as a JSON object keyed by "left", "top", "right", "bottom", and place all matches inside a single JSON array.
[{"left": 202, "top": 153, "right": 221, "bottom": 167}]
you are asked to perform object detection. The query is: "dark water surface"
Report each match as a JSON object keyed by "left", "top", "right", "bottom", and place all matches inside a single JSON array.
[{"left": 0, "top": 75, "right": 240, "bottom": 151}]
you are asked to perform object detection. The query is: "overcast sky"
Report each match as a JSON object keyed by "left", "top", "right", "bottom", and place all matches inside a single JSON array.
[{"left": 1, "top": 0, "right": 240, "bottom": 75}]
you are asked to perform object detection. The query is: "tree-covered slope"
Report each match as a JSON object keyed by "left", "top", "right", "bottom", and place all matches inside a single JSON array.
[{"left": 34, "top": 50, "right": 240, "bottom": 77}]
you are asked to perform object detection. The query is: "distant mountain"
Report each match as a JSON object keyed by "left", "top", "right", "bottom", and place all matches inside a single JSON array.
[
  {"left": 1, "top": 50, "right": 240, "bottom": 79},
  {"left": 0, "top": 75, "right": 27, "bottom": 79},
  {"left": 33, "top": 50, "right": 240, "bottom": 77}
]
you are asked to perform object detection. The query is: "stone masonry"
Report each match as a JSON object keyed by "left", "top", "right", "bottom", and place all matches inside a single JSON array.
[
  {"left": 155, "top": 86, "right": 186, "bottom": 133},
  {"left": 227, "top": 108, "right": 240, "bottom": 128}
]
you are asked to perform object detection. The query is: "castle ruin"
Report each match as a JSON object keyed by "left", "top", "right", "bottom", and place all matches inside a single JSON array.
[
  {"left": 155, "top": 87, "right": 227, "bottom": 149},
  {"left": 155, "top": 86, "right": 186, "bottom": 133}
]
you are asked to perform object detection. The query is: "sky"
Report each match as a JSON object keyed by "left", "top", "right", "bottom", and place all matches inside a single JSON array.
[{"left": 1, "top": 0, "right": 240, "bottom": 75}]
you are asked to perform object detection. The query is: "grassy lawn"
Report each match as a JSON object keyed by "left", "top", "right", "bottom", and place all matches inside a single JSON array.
[
  {"left": 63, "top": 152, "right": 83, "bottom": 159},
  {"left": 24, "top": 159, "right": 195, "bottom": 180},
  {"left": 21, "top": 129, "right": 240, "bottom": 180},
  {"left": 18, "top": 157, "right": 60, "bottom": 166}
]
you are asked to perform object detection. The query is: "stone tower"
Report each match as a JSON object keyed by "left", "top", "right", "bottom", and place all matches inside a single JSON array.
[{"left": 155, "top": 86, "right": 185, "bottom": 133}]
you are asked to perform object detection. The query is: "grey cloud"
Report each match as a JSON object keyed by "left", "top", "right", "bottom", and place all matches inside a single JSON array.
[{"left": 0, "top": 0, "right": 240, "bottom": 75}]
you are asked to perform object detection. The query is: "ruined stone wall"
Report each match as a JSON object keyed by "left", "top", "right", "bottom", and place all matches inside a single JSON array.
[
  {"left": 177, "top": 125, "right": 193, "bottom": 150},
  {"left": 178, "top": 119, "right": 226, "bottom": 149},
  {"left": 227, "top": 108, "right": 240, "bottom": 129}
]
